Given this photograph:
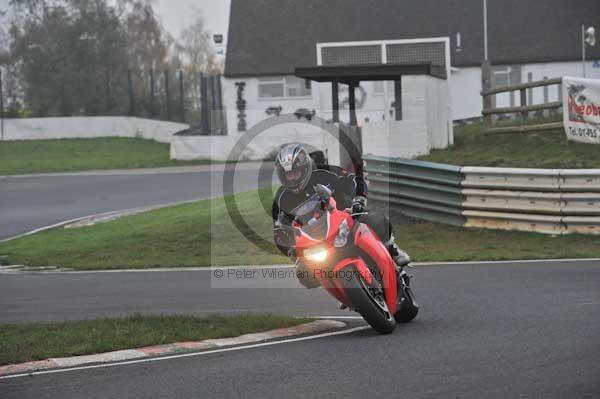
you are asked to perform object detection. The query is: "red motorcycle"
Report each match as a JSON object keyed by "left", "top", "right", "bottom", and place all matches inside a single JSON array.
[{"left": 281, "top": 184, "right": 418, "bottom": 334}]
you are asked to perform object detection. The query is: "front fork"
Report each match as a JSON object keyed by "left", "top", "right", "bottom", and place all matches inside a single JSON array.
[{"left": 397, "top": 266, "right": 415, "bottom": 306}]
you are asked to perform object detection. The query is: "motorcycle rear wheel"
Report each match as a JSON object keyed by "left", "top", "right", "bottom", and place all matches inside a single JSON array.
[{"left": 342, "top": 266, "right": 396, "bottom": 334}]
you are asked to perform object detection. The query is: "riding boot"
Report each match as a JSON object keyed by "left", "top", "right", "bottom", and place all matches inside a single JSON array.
[{"left": 384, "top": 234, "right": 411, "bottom": 268}]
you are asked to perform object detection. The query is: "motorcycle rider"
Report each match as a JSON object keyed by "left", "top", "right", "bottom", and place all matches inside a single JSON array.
[{"left": 272, "top": 143, "right": 410, "bottom": 289}]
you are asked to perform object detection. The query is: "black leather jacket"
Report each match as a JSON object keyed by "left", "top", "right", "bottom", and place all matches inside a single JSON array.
[{"left": 272, "top": 165, "right": 367, "bottom": 254}]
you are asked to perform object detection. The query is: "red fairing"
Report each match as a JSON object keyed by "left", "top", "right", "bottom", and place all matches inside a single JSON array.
[
  {"left": 321, "top": 257, "right": 375, "bottom": 308},
  {"left": 295, "top": 197, "right": 352, "bottom": 251},
  {"left": 294, "top": 196, "right": 398, "bottom": 314},
  {"left": 352, "top": 224, "right": 398, "bottom": 315}
]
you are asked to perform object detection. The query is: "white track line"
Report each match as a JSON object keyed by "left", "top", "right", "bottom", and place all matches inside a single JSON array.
[
  {"left": 3, "top": 258, "right": 599, "bottom": 275},
  {"left": 0, "top": 264, "right": 294, "bottom": 274},
  {"left": 0, "top": 198, "right": 212, "bottom": 244},
  {"left": 414, "top": 258, "right": 600, "bottom": 266},
  {"left": 0, "top": 162, "right": 262, "bottom": 179},
  {"left": 0, "top": 215, "right": 95, "bottom": 243},
  {"left": 0, "top": 325, "right": 370, "bottom": 380}
]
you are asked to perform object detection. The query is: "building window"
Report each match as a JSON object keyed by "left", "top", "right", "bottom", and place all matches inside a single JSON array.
[
  {"left": 258, "top": 77, "right": 311, "bottom": 99},
  {"left": 372, "top": 81, "right": 394, "bottom": 95},
  {"left": 285, "top": 77, "right": 311, "bottom": 97},
  {"left": 258, "top": 77, "right": 284, "bottom": 98},
  {"left": 492, "top": 66, "right": 512, "bottom": 88}
]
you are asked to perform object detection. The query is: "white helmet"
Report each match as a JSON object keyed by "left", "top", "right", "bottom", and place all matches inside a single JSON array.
[{"left": 275, "top": 144, "right": 312, "bottom": 193}]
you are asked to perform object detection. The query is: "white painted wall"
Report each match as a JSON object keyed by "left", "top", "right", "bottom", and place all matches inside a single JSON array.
[
  {"left": 450, "top": 66, "right": 482, "bottom": 120},
  {"left": 361, "top": 75, "right": 452, "bottom": 158},
  {"left": 2, "top": 117, "right": 189, "bottom": 143},
  {"left": 220, "top": 73, "right": 453, "bottom": 162},
  {"left": 221, "top": 77, "right": 315, "bottom": 135},
  {"left": 426, "top": 75, "right": 453, "bottom": 147},
  {"left": 171, "top": 121, "right": 328, "bottom": 161},
  {"left": 362, "top": 120, "right": 430, "bottom": 158}
]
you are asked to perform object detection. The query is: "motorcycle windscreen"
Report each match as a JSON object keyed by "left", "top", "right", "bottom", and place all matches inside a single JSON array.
[
  {"left": 300, "top": 213, "right": 329, "bottom": 241},
  {"left": 290, "top": 194, "right": 330, "bottom": 242}
]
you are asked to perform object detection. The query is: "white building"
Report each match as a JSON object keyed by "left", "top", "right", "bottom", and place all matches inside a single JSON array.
[
  {"left": 224, "top": 0, "right": 600, "bottom": 118},
  {"left": 210, "top": 0, "right": 600, "bottom": 163}
]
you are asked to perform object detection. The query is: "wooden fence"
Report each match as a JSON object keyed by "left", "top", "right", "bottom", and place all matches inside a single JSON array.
[{"left": 481, "top": 77, "right": 563, "bottom": 135}]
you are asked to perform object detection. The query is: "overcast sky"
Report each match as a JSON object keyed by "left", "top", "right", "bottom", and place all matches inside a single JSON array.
[
  {"left": 154, "top": 0, "right": 231, "bottom": 42},
  {"left": 0, "top": 0, "right": 232, "bottom": 43}
]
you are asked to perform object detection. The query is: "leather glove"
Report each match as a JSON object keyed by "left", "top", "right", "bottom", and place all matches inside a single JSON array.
[
  {"left": 274, "top": 220, "right": 297, "bottom": 257},
  {"left": 351, "top": 196, "right": 368, "bottom": 214}
]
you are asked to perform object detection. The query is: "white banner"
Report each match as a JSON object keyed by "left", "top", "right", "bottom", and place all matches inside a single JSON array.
[{"left": 563, "top": 76, "right": 600, "bottom": 144}]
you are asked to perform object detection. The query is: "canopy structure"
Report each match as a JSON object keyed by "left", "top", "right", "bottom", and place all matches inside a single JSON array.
[
  {"left": 295, "top": 63, "right": 446, "bottom": 83},
  {"left": 295, "top": 63, "right": 446, "bottom": 126}
]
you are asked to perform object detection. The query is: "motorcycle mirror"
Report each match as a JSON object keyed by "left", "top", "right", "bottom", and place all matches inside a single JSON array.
[{"left": 314, "top": 184, "right": 332, "bottom": 202}]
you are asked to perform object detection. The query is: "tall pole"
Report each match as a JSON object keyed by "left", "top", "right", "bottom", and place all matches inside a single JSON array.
[
  {"left": 582, "top": 25, "right": 587, "bottom": 78},
  {"left": 331, "top": 82, "right": 339, "bottom": 123},
  {"left": 483, "top": 0, "right": 488, "bottom": 61},
  {"left": 481, "top": 0, "right": 492, "bottom": 128},
  {"left": 348, "top": 82, "right": 357, "bottom": 126}
]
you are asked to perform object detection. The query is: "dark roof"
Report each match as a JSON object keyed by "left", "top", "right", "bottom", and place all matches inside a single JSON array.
[
  {"left": 225, "top": 0, "right": 600, "bottom": 77},
  {"left": 295, "top": 63, "right": 447, "bottom": 82}
]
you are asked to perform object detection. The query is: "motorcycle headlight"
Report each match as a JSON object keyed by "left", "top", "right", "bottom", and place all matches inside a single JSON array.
[
  {"left": 334, "top": 219, "right": 351, "bottom": 248},
  {"left": 304, "top": 246, "right": 329, "bottom": 262}
]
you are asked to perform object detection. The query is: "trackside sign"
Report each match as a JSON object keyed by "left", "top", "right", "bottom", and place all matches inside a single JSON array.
[{"left": 563, "top": 76, "right": 600, "bottom": 144}]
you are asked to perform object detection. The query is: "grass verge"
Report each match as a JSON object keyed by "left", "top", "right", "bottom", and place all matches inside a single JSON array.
[
  {"left": 419, "top": 118, "right": 600, "bottom": 168},
  {"left": 0, "top": 137, "right": 211, "bottom": 175},
  {"left": 0, "top": 188, "right": 599, "bottom": 269},
  {"left": 0, "top": 188, "right": 287, "bottom": 269},
  {"left": 0, "top": 314, "right": 312, "bottom": 366}
]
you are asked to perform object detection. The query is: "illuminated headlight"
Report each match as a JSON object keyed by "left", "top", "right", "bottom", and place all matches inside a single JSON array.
[
  {"left": 304, "top": 246, "right": 328, "bottom": 262},
  {"left": 333, "top": 219, "right": 351, "bottom": 248}
]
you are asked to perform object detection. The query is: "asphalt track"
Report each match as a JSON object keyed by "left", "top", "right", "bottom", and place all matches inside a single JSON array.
[
  {"left": 0, "top": 163, "right": 275, "bottom": 241},
  {"left": 2, "top": 260, "right": 600, "bottom": 398}
]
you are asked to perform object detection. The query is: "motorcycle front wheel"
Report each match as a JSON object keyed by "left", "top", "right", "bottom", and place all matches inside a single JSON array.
[{"left": 341, "top": 265, "right": 396, "bottom": 334}]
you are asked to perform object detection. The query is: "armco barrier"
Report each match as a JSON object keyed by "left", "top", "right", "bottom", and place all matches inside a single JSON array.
[
  {"left": 363, "top": 155, "right": 600, "bottom": 235},
  {"left": 364, "top": 155, "right": 465, "bottom": 226}
]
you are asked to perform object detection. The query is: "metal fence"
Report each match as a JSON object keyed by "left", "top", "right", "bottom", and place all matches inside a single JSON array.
[
  {"left": 481, "top": 76, "right": 563, "bottom": 135},
  {"left": 364, "top": 155, "right": 600, "bottom": 235}
]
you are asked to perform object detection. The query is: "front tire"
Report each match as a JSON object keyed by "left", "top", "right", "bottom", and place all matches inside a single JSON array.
[{"left": 342, "top": 266, "right": 395, "bottom": 334}]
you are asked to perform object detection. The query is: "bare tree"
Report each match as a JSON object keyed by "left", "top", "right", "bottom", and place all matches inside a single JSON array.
[
  {"left": 122, "top": 0, "right": 167, "bottom": 71},
  {"left": 175, "top": 7, "right": 219, "bottom": 123}
]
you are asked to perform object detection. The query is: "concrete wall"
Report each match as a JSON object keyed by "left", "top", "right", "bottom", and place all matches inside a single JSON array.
[
  {"left": 171, "top": 119, "right": 328, "bottom": 161},
  {"left": 2, "top": 117, "right": 189, "bottom": 143}
]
